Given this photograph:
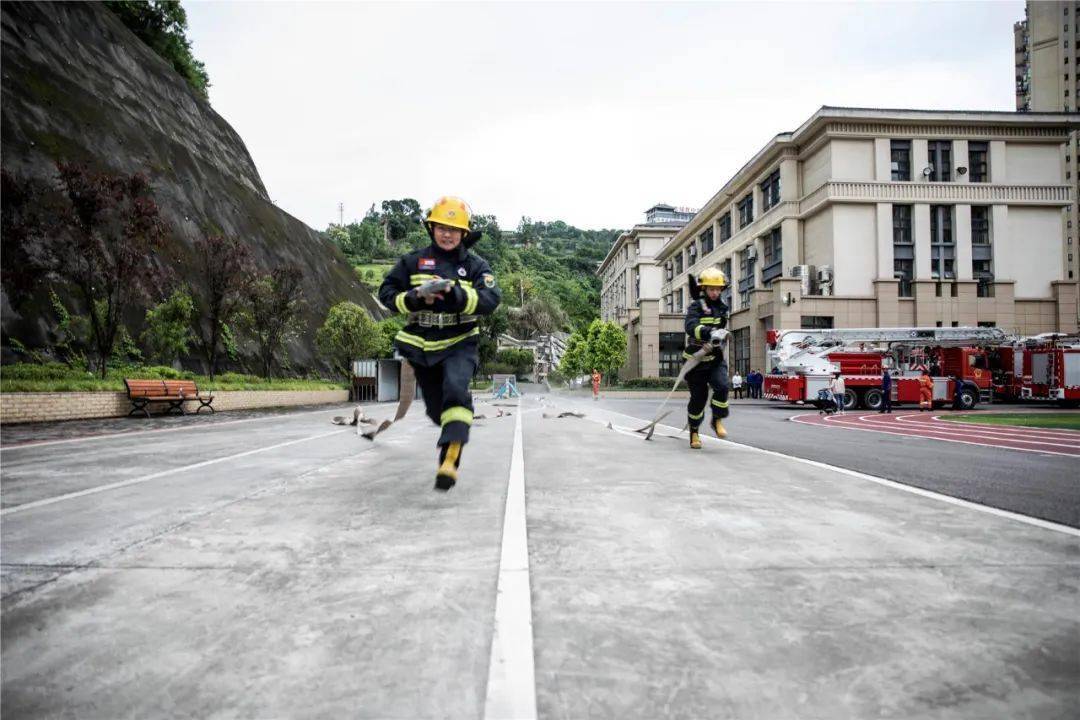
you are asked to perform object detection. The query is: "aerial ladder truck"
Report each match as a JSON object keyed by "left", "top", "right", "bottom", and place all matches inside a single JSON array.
[{"left": 762, "top": 326, "right": 1011, "bottom": 411}]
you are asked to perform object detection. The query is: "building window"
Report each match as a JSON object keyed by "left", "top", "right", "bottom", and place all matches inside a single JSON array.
[
  {"left": 928, "top": 140, "right": 952, "bottom": 181},
  {"left": 732, "top": 327, "right": 751, "bottom": 377},
  {"left": 800, "top": 316, "right": 834, "bottom": 329},
  {"left": 658, "top": 333, "right": 684, "bottom": 377},
  {"left": 687, "top": 243, "right": 697, "bottom": 267},
  {"left": 893, "top": 205, "right": 912, "bottom": 244},
  {"left": 761, "top": 228, "right": 783, "bottom": 286},
  {"left": 893, "top": 205, "right": 914, "bottom": 297},
  {"left": 665, "top": 293, "right": 673, "bottom": 313},
  {"left": 978, "top": 321, "right": 996, "bottom": 328},
  {"left": 699, "top": 226, "right": 714, "bottom": 255},
  {"left": 968, "top": 142, "right": 989, "bottom": 182},
  {"left": 974, "top": 257, "right": 995, "bottom": 297},
  {"left": 674, "top": 252, "right": 683, "bottom": 275},
  {"left": 720, "top": 258, "right": 733, "bottom": 308},
  {"left": 634, "top": 269, "right": 640, "bottom": 302},
  {"left": 718, "top": 213, "right": 732, "bottom": 243},
  {"left": 738, "top": 246, "right": 756, "bottom": 307},
  {"left": 971, "top": 206, "right": 990, "bottom": 245},
  {"left": 665, "top": 261, "right": 673, "bottom": 281},
  {"left": 891, "top": 140, "right": 911, "bottom": 181},
  {"left": 930, "top": 205, "right": 955, "bottom": 279},
  {"left": 738, "top": 193, "right": 754, "bottom": 228},
  {"left": 760, "top": 169, "right": 781, "bottom": 212}
]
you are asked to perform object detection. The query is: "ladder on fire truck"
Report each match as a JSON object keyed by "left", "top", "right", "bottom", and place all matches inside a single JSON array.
[{"left": 769, "top": 326, "right": 1012, "bottom": 375}]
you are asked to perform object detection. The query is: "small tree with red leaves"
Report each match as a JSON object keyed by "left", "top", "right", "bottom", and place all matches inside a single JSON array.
[
  {"left": 191, "top": 234, "right": 254, "bottom": 381},
  {"left": 46, "top": 163, "right": 168, "bottom": 377}
]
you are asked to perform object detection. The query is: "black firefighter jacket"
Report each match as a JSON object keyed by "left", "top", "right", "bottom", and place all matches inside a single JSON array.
[
  {"left": 378, "top": 243, "right": 501, "bottom": 364},
  {"left": 683, "top": 296, "right": 729, "bottom": 361}
]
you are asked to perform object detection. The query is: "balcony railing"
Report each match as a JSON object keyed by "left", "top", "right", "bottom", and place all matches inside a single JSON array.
[
  {"left": 800, "top": 181, "right": 1072, "bottom": 216},
  {"left": 761, "top": 260, "right": 783, "bottom": 284}
]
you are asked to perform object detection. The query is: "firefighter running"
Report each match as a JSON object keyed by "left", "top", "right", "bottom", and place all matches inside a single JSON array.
[
  {"left": 378, "top": 196, "right": 502, "bottom": 491},
  {"left": 684, "top": 267, "right": 731, "bottom": 449}
]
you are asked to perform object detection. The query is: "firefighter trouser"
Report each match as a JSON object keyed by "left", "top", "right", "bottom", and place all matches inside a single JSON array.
[
  {"left": 686, "top": 359, "right": 729, "bottom": 431},
  {"left": 412, "top": 351, "right": 478, "bottom": 446}
]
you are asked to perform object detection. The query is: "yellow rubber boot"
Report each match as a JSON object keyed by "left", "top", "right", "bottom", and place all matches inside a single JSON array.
[
  {"left": 712, "top": 418, "right": 727, "bottom": 439},
  {"left": 435, "top": 442, "right": 461, "bottom": 491},
  {"left": 689, "top": 431, "right": 702, "bottom": 450}
]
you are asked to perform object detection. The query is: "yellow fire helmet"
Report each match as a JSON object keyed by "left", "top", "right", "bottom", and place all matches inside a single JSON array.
[
  {"left": 698, "top": 266, "right": 727, "bottom": 288},
  {"left": 426, "top": 196, "right": 472, "bottom": 232}
]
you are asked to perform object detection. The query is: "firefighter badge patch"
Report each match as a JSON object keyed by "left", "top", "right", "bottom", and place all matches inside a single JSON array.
[
  {"left": 418, "top": 257, "right": 436, "bottom": 269},
  {"left": 457, "top": 267, "right": 467, "bottom": 277},
  {"left": 483, "top": 273, "right": 496, "bottom": 289}
]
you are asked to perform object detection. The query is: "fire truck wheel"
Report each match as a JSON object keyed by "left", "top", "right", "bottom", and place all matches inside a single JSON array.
[
  {"left": 863, "top": 388, "right": 884, "bottom": 411},
  {"left": 957, "top": 387, "right": 977, "bottom": 410},
  {"left": 842, "top": 388, "right": 858, "bottom": 410}
]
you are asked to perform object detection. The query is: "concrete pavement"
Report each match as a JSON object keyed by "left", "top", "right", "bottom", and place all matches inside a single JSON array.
[
  {"left": 2, "top": 394, "right": 1078, "bottom": 718},
  {"left": 582, "top": 395, "right": 1080, "bottom": 528}
]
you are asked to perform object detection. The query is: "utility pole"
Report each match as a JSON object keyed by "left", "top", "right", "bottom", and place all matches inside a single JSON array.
[{"left": 337, "top": 202, "right": 344, "bottom": 226}]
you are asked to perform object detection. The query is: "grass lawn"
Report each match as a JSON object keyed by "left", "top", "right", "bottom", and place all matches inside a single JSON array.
[
  {"left": 355, "top": 263, "right": 394, "bottom": 285},
  {"left": 940, "top": 413, "right": 1080, "bottom": 430},
  {"left": 1, "top": 363, "right": 346, "bottom": 393}
]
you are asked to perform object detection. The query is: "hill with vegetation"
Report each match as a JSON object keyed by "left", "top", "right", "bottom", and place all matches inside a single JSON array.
[
  {"left": 329, "top": 207, "right": 619, "bottom": 333},
  {"left": 1, "top": 1, "right": 379, "bottom": 377}
]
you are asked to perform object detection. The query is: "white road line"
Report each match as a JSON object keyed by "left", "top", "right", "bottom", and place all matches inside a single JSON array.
[
  {"left": 591, "top": 407, "right": 1080, "bottom": 538},
  {"left": 897, "top": 414, "right": 1080, "bottom": 439},
  {"left": 484, "top": 398, "right": 538, "bottom": 720},
  {"left": 839, "top": 414, "right": 1080, "bottom": 449},
  {"left": 0, "top": 404, "right": 373, "bottom": 452},
  {"left": 0, "top": 429, "right": 349, "bottom": 516},
  {"left": 790, "top": 413, "right": 1080, "bottom": 458}
]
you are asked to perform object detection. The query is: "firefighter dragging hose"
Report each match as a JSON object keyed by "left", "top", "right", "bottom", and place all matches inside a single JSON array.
[{"left": 377, "top": 196, "right": 502, "bottom": 491}]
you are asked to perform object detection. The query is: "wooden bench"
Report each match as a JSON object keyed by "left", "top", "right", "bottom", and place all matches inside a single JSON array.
[{"left": 124, "top": 379, "right": 215, "bottom": 418}]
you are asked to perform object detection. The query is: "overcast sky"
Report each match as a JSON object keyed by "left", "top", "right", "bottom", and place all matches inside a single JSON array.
[{"left": 185, "top": 1, "right": 1023, "bottom": 231}]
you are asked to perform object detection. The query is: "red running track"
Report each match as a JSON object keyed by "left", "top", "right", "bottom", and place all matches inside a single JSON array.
[{"left": 791, "top": 410, "right": 1080, "bottom": 457}]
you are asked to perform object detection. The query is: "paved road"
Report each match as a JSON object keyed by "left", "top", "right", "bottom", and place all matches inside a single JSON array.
[
  {"left": 2, "top": 395, "right": 1078, "bottom": 718},
  {"left": 576, "top": 395, "right": 1080, "bottom": 528}
]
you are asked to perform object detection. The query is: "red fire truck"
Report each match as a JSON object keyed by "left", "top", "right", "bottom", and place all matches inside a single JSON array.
[
  {"left": 987, "top": 333, "right": 1080, "bottom": 406},
  {"left": 762, "top": 327, "right": 1010, "bottom": 411}
]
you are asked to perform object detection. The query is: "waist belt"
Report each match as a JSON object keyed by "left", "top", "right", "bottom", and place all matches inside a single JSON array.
[{"left": 409, "top": 311, "right": 480, "bottom": 328}]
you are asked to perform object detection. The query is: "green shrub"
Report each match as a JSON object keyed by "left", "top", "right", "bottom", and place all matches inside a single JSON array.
[
  {"left": 620, "top": 377, "right": 675, "bottom": 389},
  {"left": 1, "top": 363, "right": 90, "bottom": 381}
]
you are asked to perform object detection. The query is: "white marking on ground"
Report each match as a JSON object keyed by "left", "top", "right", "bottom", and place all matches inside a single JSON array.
[
  {"left": 592, "top": 407, "right": 1080, "bottom": 538},
  {"left": 0, "top": 429, "right": 349, "bottom": 516},
  {"left": 839, "top": 414, "right": 1080, "bottom": 449},
  {"left": 0, "top": 404, "right": 378, "bottom": 452},
  {"left": 790, "top": 413, "right": 1080, "bottom": 458},
  {"left": 484, "top": 397, "right": 538, "bottom": 720}
]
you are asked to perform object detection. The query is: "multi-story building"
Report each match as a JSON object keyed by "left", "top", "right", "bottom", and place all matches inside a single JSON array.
[
  {"left": 597, "top": 204, "right": 695, "bottom": 378},
  {"left": 1015, "top": 0, "right": 1080, "bottom": 294},
  {"left": 647, "top": 106, "right": 1079, "bottom": 378}
]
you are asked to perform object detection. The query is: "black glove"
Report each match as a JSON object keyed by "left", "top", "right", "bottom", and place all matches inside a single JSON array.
[
  {"left": 404, "top": 289, "right": 425, "bottom": 311},
  {"left": 445, "top": 284, "right": 468, "bottom": 312}
]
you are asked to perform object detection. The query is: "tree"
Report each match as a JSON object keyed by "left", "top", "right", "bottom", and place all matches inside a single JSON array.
[
  {"left": 238, "top": 264, "right": 305, "bottom": 380},
  {"left": 558, "top": 330, "right": 587, "bottom": 380},
  {"left": 142, "top": 287, "right": 195, "bottom": 365},
  {"left": 380, "top": 198, "right": 423, "bottom": 241},
  {"left": 509, "top": 296, "right": 568, "bottom": 340},
  {"left": 104, "top": 1, "right": 210, "bottom": 98},
  {"left": 315, "top": 302, "right": 383, "bottom": 381},
  {"left": 584, "top": 319, "right": 627, "bottom": 382},
  {"left": 191, "top": 234, "right": 254, "bottom": 380},
  {"left": 43, "top": 163, "right": 169, "bottom": 377}
]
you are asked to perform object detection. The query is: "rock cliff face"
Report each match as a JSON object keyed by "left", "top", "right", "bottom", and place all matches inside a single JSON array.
[{"left": 1, "top": 1, "right": 381, "bottom": 371}]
